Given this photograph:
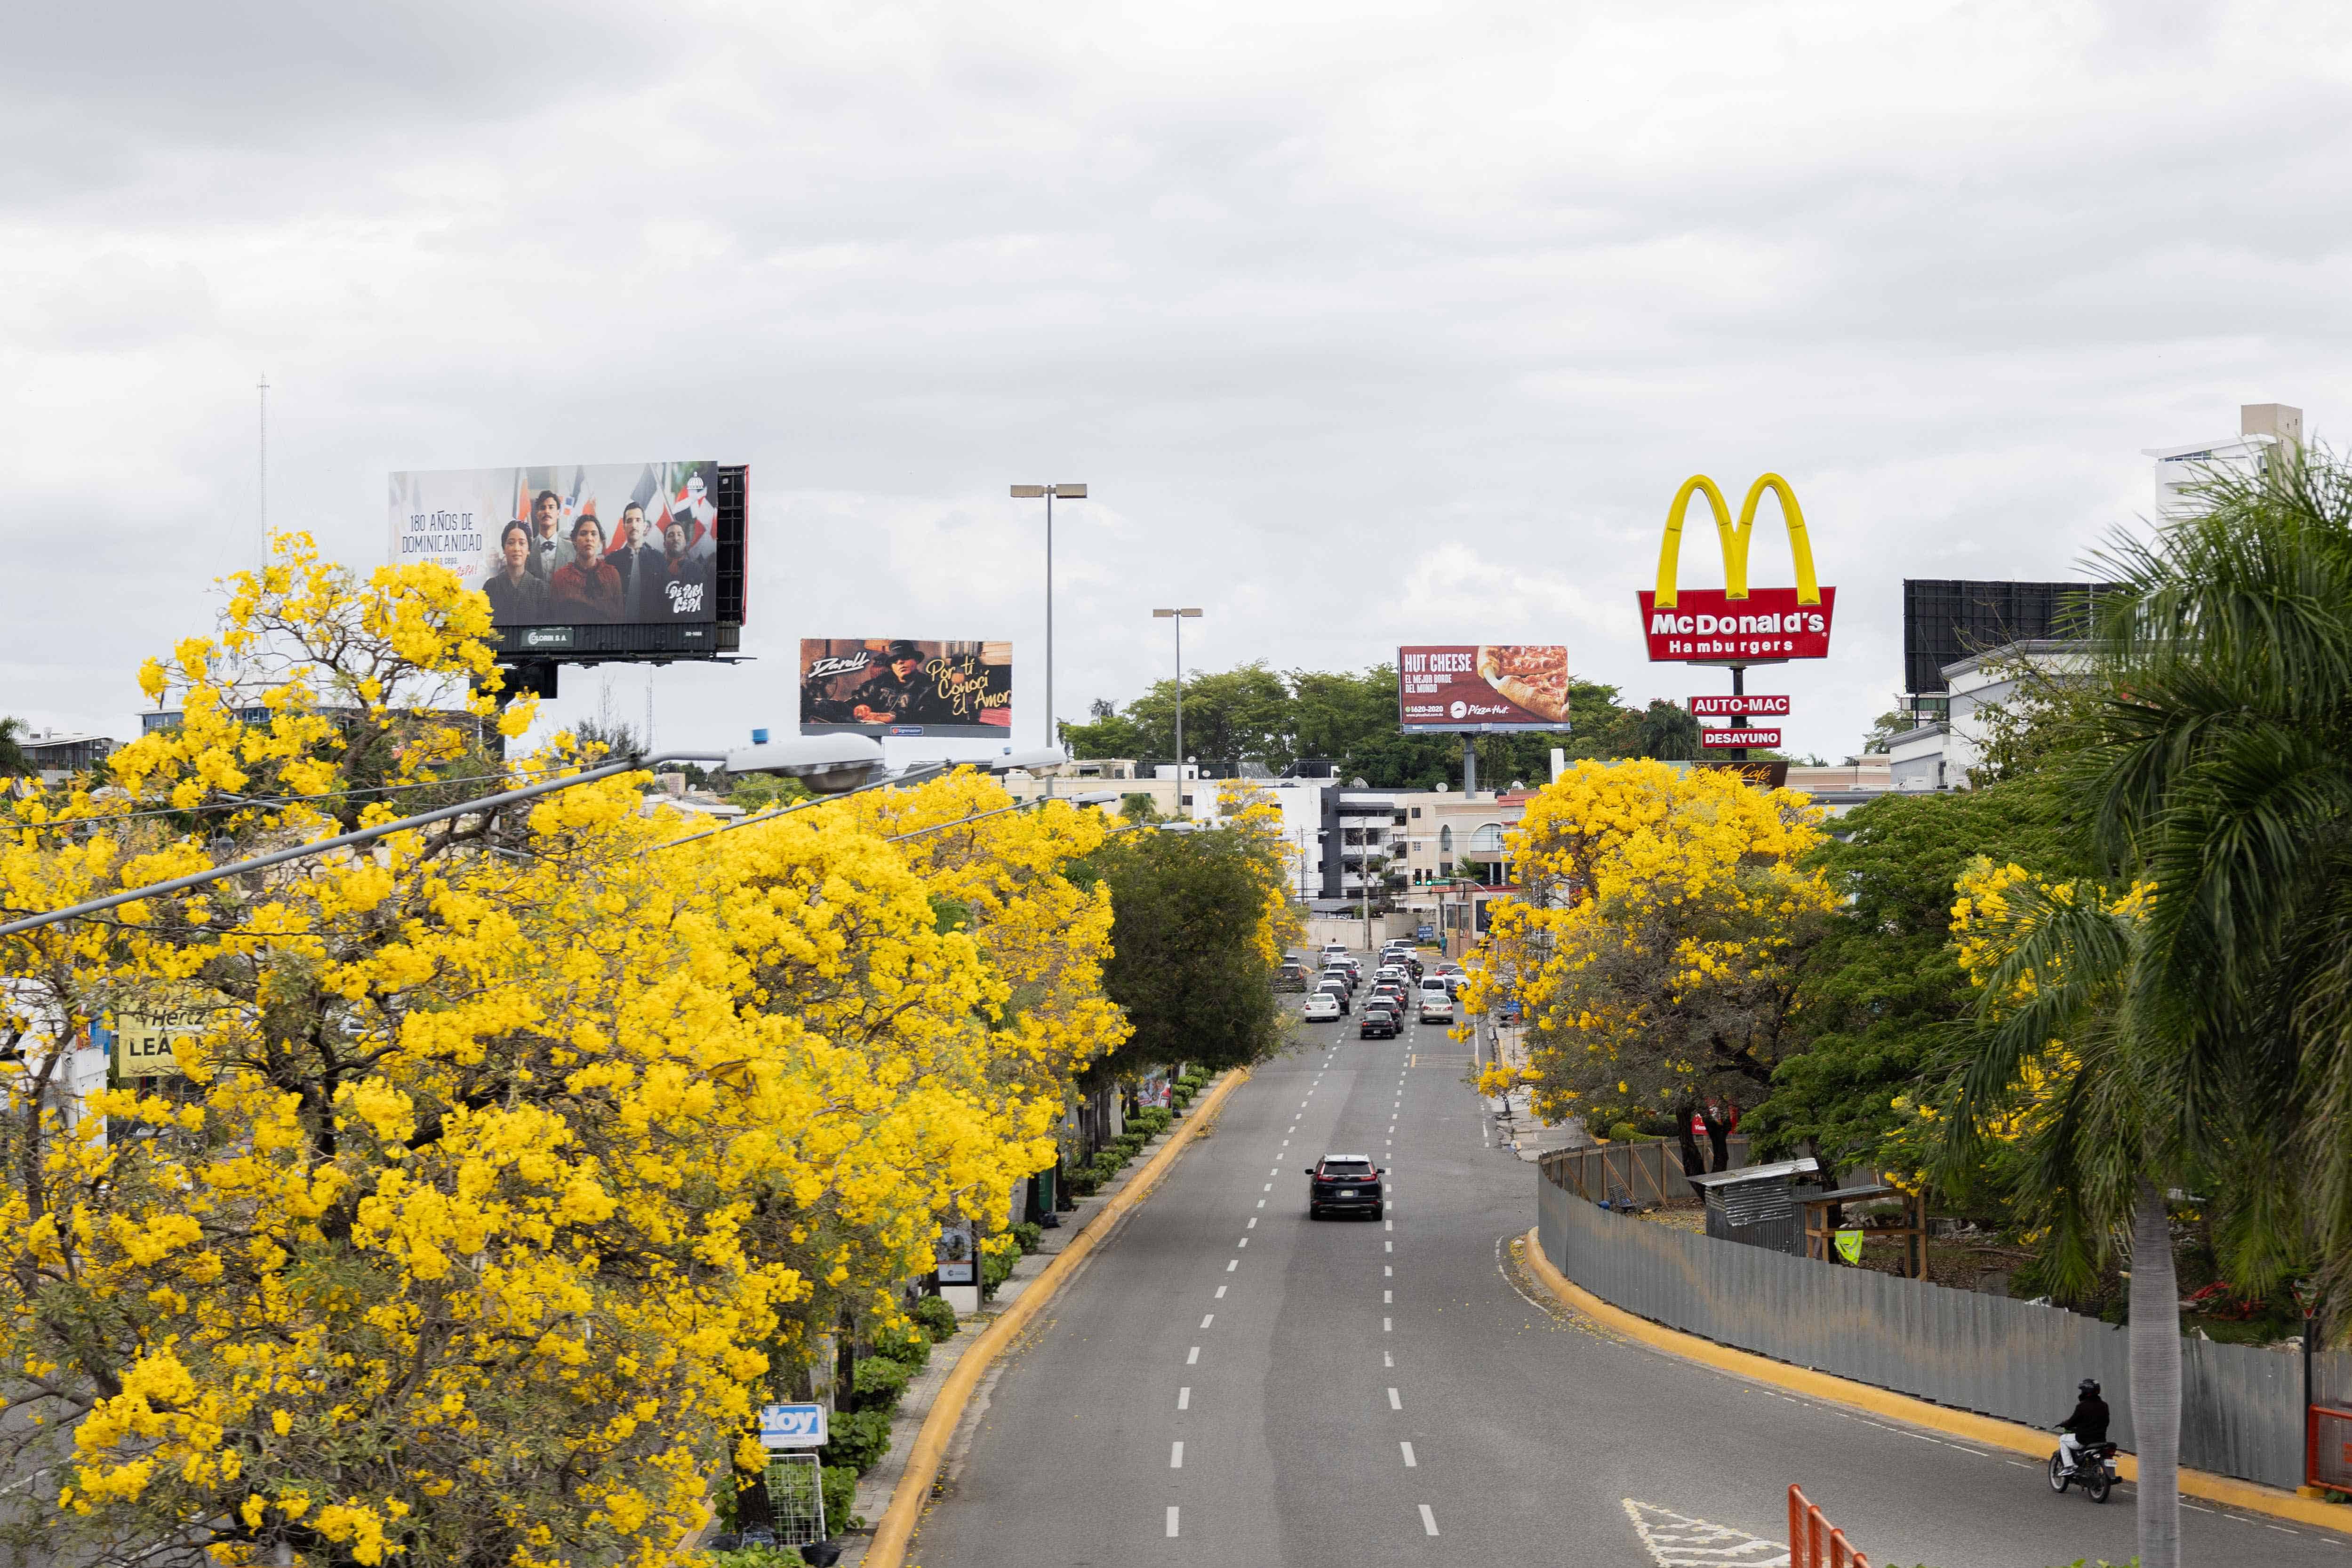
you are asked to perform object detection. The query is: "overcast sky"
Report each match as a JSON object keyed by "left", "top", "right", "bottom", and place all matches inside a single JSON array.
[{"left": 7, "top": 0, "right": 2349, "bottom": 765}]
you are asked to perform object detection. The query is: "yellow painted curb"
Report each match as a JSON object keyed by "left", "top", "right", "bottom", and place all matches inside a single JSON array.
[
  {"left": 1517, "top": 1228, "right": 2352, "bottom": 1536},
  {"left": 859, "top": 1068, "right": 1251, "bottom": 1568}
]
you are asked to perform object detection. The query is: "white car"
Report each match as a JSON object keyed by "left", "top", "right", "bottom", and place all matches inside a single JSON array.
[
  {"left": 1418, "top": 995, "right": 1453, "bottom": 1023},
  {"left": 1304, "top": 992, "right": 1343, "bottom": 1022}
]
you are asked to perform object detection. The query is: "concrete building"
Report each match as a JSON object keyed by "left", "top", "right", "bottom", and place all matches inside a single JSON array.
[
  {"left": 2145, "top": 402, "right": 2301, "bottom": 519},
  {"left": 1887, "top": 640, "right": 2092, "bottom": 792},
  {"left": 19, "top": 729, "right": 116, "bottom": 784}
]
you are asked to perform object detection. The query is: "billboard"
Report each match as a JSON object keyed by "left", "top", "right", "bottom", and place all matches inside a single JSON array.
[
  {"left": 1398, "top": 646, "right": 1573, "bottom": 730},
  {"left": 799, "top": 640, "right": 1013, "bottom": 737},
  {"left": 1641, "top": 474, "right": 1836, "bottom": 662},
  {"left": 389, "top": 462, "right": 746, "bottom": 658},
  {"left": 1902, "top": 580, "right": 2117, "bottom": 695}
]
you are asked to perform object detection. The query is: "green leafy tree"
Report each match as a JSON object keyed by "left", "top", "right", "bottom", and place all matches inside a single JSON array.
[
  {"left": 725, "top": 772, "right": 811, "bottom": 811},
  {"left": 1750, "top": 776, "right": 2088, "bottom": 1179},
  {"left": 1088, "top": 825, "right": 1286, "bottom": 1078},
  {"left": 1060, "top": 698, "right": 1142, "bottom": 758},
  {"left": 1065, "top": 663, "right": 1656, "bottom": 788},
  {"left": 0, "top": 719, "right": 24, "bottom": 777},
  {"left": 1860, "top": 709, "right": 1913, "bottom": 754},
  {"left": 1120, "top": 663, "right": 1294, "bottom": 768}
]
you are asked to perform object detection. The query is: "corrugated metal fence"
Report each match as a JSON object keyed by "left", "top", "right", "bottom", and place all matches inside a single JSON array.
[{"left": 1536, "top": 1153, "right": 2335, "bottom": 1491}]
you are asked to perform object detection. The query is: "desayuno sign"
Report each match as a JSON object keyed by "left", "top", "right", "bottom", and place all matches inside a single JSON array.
[{"left": 1636, "top": 473, "right": 1835, "bottom": 662}]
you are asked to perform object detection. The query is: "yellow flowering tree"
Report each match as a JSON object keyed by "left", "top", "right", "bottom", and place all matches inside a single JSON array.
[
  {"left": 1467, "top": 760, "right": 1835, "bottom": 1141},
  {"left": 1213, "top": 780, "right": 1305, "bottom": 968},
  {"left": 0, "top": 539, "right": 1120, "bottom": 1568}
]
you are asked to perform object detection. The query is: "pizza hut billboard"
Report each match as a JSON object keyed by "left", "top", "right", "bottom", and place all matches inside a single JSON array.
[{"left": 1397, "top": 646, "right": 1573, "bottom": 731}]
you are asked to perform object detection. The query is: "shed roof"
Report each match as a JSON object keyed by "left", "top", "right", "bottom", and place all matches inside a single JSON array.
[{"left": 1687, "top": 1157, "right": 1819, "bottom": 1190}]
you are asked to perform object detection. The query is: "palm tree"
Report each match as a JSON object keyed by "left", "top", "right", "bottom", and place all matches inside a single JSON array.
[
  {"left": 1944, "top": 443, "right": 2352, "bottom": 1568},
  {"left": 0, "top": 718, "right": 26, "bottom": 777},
  {"left": 1944, "top": 881, "right": 2181, "bottom": 1567},
  {"left": 1630, "top": 699, "right": 1701, "bottom": 761}
]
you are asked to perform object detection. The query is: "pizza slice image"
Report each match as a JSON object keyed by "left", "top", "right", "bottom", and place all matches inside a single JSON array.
[{"left": 1475, "top": 644, "right": 1572, "bottom": 724}]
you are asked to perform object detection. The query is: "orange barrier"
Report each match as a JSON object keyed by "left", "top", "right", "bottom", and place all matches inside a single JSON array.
[{"left": 1787, "top": 1484, "right": 1870, "bottom": 1568}]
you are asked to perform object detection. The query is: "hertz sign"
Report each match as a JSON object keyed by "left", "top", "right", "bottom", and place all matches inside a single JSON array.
[{"left": 1636, "top": 473, "right": 1836, "bottom": 662}]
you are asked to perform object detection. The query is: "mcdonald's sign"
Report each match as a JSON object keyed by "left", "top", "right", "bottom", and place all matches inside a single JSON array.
[{"left": 1636, "top": 473, "right": 1837, "bottom": 662}]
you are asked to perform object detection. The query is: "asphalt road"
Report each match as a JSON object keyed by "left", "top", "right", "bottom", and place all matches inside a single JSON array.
[{"left": 912, "top": 953, "right": 2344, "bottom": 1567}]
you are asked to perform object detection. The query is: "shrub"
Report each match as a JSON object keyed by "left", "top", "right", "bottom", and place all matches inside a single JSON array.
[
  {"left": 821, "top": 1462, "right": 859, "bottom": 1534},
  {"left": 980, "top": 1245, "right": 1017, "bottom": 1299},
  {"left": 704, "top": 1545, "right": 804, "bottom": 1568},
  {"left": 1009, "top": 1220, "right": 1043, "bottom": 1255},
  {"left": 867, "top": 1320, "right": 930, "bottom": 1372},
  {"left": 848, "top": 1355, "right": 914, "bottom": 1412},
  {"left": 912, "top": 1294, "right": 959, "bottom": 1342},
  {"left": 817, "top": 1408, "right": 893, "bottom": 1475},
  {"left": 1608, "top": 1121, "right": 1640, "bottom": 1142}
]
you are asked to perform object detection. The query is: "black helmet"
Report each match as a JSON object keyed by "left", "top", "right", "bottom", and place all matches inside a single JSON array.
[{"left": 2078, "top": 1377, "right": 2101, "bottom": 1395}]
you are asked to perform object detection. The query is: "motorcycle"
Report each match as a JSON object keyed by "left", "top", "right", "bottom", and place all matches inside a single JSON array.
[{"left": 2048, "top": 1433, "right": 2119, "bottom": 1503}]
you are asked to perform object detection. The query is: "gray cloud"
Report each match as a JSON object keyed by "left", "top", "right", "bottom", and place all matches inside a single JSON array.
[{"left": 5, "top": 0, "right": 2351, "bottom": 765}]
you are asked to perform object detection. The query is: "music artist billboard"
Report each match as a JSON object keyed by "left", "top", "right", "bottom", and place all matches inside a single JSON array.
[
  {"left": 799, "top": 639, "right": 1013, "bottom": 737},
  {"left": 1397, "top": 645, "right": 1572, "bottom": 730},
  {"left": 389, "top": 462, "right": 723, "bottom": 629}
]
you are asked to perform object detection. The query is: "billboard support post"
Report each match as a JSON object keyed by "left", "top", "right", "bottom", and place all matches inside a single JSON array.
[
  {"left": 1463, "top": 734, "right": 1476, "bottom": 796},
  {"left": 1730, "top": 664, "right": 1745, "bottom": 762}
]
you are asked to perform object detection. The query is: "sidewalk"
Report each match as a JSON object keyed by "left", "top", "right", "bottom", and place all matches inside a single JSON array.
[
  {"left": 1478, "top": 1022, "right": 1587, "bottom": 1161},
  {"left": 831, "top": 1072, "right": 1232, "bottom": 1566}
]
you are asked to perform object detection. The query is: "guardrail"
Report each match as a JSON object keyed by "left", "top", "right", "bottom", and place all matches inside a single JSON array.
[
  {"left": 1788, "top": 1485, "right": 1869, "bottom": 1568},
  {"left": 1539, "top": 1136, "right": 1751, "bottom": 1206}
]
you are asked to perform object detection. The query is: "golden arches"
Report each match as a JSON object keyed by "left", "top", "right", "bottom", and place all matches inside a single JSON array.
[{"left": 1653, "top": 473, "right": 1821, "bottom": 610}]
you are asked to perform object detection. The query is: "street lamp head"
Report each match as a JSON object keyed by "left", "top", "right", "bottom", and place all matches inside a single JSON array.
[
  {"left": 1009, "top": 484, "right": 1047, "bottom": 499},
  {"left": 1050, "top": 483, "right": 1087, "bottom": 499},
  {"left": 988, "top": 747, "right": 1070, "bottom": 775},
  {"left": 1152, "top": 608, "right": 1203, "bottom": 619},
  {"left": 722, "top": 735, "right": 887, "bottom": 795},
  {"left": 1065, "top": 790, "right": 1120, "bottom": 806}
]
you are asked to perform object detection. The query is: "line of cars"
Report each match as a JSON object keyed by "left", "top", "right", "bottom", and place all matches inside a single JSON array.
[{"left": 1286, "top": 942, "right": 1465, "bottom": 1037}]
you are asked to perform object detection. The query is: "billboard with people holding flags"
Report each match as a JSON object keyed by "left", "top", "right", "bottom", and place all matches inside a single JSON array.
[{"left": 389, "top": 462, "right": 726, "bottom": 630}]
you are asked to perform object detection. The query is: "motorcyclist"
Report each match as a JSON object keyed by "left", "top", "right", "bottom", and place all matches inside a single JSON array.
[{"left": 2057, "top": 1377, "right": 2110, "bottom": 1474}]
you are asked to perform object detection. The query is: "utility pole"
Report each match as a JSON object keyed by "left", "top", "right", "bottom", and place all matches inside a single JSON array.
[{"left": 257, "top": 373, "right": 270, "bottom": 563}]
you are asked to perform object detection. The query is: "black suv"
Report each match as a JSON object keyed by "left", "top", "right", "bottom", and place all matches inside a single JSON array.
[
  {"left": 1305, "top": 1155, "right": 1384, "bottom": 1219},
  {"left": 1359, "top": 1000, "right": 1400, "bottom": 1039}
]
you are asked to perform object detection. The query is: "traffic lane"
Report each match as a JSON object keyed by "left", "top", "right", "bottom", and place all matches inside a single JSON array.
[
  {"left": 909, "top": 1034, "right": 1354, "bottom": 1567},
  {"left": 1260, "top": 1029, "right": 1444, "bottom": 1567},
  {"left": 1364, "top": 1025, "right": 2346, "bottom": 1568}
]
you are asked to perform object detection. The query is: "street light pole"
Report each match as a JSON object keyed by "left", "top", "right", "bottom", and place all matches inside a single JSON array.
[
  {"left": 1010, "top": 483, "right": 1088, "bottom": 752},
  {"left": 1152, "top": 608, "right": 1201, "bottom": 814}
]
